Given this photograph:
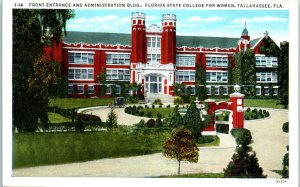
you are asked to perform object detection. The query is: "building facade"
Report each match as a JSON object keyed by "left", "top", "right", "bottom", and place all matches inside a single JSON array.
[{"left": 46, "top": 12, "right": 280, "bottom": 99}]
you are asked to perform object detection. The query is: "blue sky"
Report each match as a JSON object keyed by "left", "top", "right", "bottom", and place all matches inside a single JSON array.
[{"left": 66, "top": 9, "right": 289, "bottom": 45}]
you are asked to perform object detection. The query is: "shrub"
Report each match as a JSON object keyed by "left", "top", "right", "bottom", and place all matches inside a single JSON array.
[
  {"left": 166, "top": 104, "right": 171, "bottom": 108},
  {"left": 139, "top": 111, "right": 144, "bottom": 116},
  {"left": 155, "top": 118, "right": 163, "bottom": 128},
  {"left": 145, "top": 105, "right": 149, "bottom": 109},
  {"left": 124, "top": 106, "right": 132, "bottom": 114},
  {"left": 126, "top": 95, "right": 139, "bottom": 104},
  {"left": 246, "top": 108, "right": 251, "bottom": 112},
  {"left": 245, "top": 115, "right": 250, "bottom": 120},
  {"left": 147, "top": 112, "right": 152, "bottom": 118},
  {"left": 159, "top": 104, "right": 163, "bottom": 108},
  {"left": 76, "top": 113, "right": 101, "bottom": 122},
  {"left": 152, "top": 104, "right": 155, "bottom": 109},
  {"left": 135, "top": 119, "right": 145, "bottom": 128},
  {"left": 252, "top": 108, "right": 258, "bottom": 113},
  {"left": 157, "top": 113, "right": 162, "bottom": 119},
  {"left": 216, "top": 123, "right": 229, "bottom": 134},
  {"left": 137, "top": 106, "right": 143, "bottom": 110},
  {"left": 263, "top": 110, "right": 267, "bottom": 114},
  {"left": 265, "top": 111, "right": 270, "bottom": 117},
  {"left": 153, "top": 98, "right": 162, "bottom": 105},
  {"left": 146, "top": 119, "right": 156, "bottom": 128},
  {"left": 258, "top": 109, "right": 262, "bottom": 114},
  {"left": 106, "top": 108, "right": 118, "bottom": 130},
  {"left": 174, "top": 96, "right": 184, "bottom": 105},
  {"left": 197, "top": 135, "right": 215, "bottom": 144},
  {"left": 282, "top": 153, "right": 289, "bottom": 178},
  {"left": 259, "top": 113, "right": 265, "bottom": 118},
  {"left": 282, "top": 122, "right": 289, "bottom": 133}
]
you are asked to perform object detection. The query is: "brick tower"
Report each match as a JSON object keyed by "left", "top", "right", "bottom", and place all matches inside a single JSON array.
[
  {"left": 131, "top": 12, "right": 146, "bottom": 63},
  {"left": 161, "top": 14, "right": 176, "bottom": 64}
]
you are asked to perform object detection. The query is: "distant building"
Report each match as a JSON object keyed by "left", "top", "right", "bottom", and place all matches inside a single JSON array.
[{"left": 45, "top": 12, "right": 280, "bottom": 99}]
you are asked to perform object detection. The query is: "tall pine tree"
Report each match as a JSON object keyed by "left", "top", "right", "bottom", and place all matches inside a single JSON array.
[{"left": 13, "top": 10, "right": 74, "bottom": 132}]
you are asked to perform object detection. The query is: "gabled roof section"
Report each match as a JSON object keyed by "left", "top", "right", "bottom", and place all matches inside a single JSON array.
[
  {"left": 250, "top": 37, "right": 263, "bottom": 49},
  {"left": 63, "top": 31, "right": 131, "bottom": 46},
  {"left": 176, "top": 35, "right": 240, "bottom": 48}
]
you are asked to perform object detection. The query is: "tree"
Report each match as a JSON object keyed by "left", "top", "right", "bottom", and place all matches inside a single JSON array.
[
  {"left": 163, "top": 127, "right": 199, "bottom": 175},
  {"left": 232, "top": 49, "right": 256, "bottom": 96},
  {"left": 173, "top": 82, "right": 185, "bottom": 97},
  {"left": 224, "top": 129, "right": 266, "bottom": 178},
  {"left": 282, "top": 122, "right": 289, "bottom": 178},
  {"left": 13, "top": 9, "right": 74, "bottom": 132},
  {"left": 106, "top": 108, "right": 118, "bottom": 130},
  {"left": 183, "top": 103, "right": 203, "bottom": 140},
  {"left": 195, "top": 62, "right": 207, "bottom": 101},
  {"left": 163, "top": 106, "right": 183, "bottom": 128},
  {"left": 277, "top": 42, "right": 289, "bottom": 109}
]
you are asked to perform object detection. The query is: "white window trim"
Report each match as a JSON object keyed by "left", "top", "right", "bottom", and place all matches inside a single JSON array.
[
  {"left": 255, "top": 55, "right": 278, "bottom": 68},
  {"left": 68, "top": 68, "right": 94, "bottom": 81},
  {"left": 68, "top": 51, "right": 94, "bottom": 65},
  {"left": 77, "top": 85, "right": 84, "bottom": 94},
  {"left": 264, "top": 86, "right": 270, "bottom": 96},
  {"left": 206, "top": 85, "right": 212, "bottom": 95},
  {"left": 176, "top": 54, "right": 196, "bottom": 67},
  {"left": 68, "top": 84, "right": 74, "bottom": 94},
  {"left": 106, "top": 52, "right": 131, "bottom": 65},
  {"left": 256, "top": 72, "right": 278, "bottom": 83},
  {"left": 88, "top": 85, "right": 94, "bottom": 94},
  {"left": 256, "top": 86, "right": 262, "bottom": 96},
  {"left": 206, "top": 54, "right": 228, "bottom": 68},
  {"left": 106, "top": 69, "right": 130, "bottom": 81},
  {"left": 206, "top": 71, "right": 228, "bottom": 83},
  {"left": 175, "top": 70, "right": 196, "bottom": 82}
]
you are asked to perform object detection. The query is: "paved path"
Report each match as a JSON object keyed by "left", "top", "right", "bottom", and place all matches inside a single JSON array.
[{"left": 13, "top": 108, "right": 288, "bottom": 178}]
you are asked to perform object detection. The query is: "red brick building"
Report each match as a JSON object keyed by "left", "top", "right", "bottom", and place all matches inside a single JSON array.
[{"left": 46, "top": 12, "right": 279, "bottom": 100}]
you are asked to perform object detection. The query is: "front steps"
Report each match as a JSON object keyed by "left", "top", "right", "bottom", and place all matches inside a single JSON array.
[{"left": 145, "top": 93, "right": 174, "bottom": 104}]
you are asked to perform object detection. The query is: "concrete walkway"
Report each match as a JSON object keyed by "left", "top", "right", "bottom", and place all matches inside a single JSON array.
[{"left": 13, "top": 108, "right": 288, "bottom": 178}]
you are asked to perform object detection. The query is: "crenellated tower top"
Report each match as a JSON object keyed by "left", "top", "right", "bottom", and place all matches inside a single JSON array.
[
  {"left": 162, "top": 14, "right": 176, "bottom": 27},
  {"left": 131, "top": 12, "right": 145, "bottom": 25}
]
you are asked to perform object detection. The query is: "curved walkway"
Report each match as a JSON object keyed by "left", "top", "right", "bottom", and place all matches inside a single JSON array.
[{"left": 13, "top": 108, "right": 288, "bottom": 178}]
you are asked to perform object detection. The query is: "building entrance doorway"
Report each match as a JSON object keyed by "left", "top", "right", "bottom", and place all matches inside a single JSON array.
[{"left": 145, "top": 75, "right": 162, "bottom": 94}]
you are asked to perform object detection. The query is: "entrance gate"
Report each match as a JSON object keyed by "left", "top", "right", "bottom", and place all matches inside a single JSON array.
[{"left": 202, "top": 85, "right": 245, "bottom": 135}]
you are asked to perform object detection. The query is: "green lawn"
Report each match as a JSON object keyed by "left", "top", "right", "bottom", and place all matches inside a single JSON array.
[
  {"left": 49, "top": 98, "right": 114, "bottom": 109},
  {"left": 141, "top": 107, "right": 174, "bottom": 118},
  {"left": 48, "top": 112, "right": 72, "bottom": 123},
  {"left": 212, "top": 98, "right": 284, "bottom": 109},
  {"left": 244, "top": 99, "right": 284, "bottom": 109},
  {"left": 13, "top": 130, "right": 170, "bottom": 169},
  {"left": 159, "top": 173, "right": 224, "bottom": 178}
]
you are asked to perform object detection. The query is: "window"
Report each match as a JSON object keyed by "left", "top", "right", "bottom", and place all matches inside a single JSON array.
[
  {"left": 206, "top": 71, "right": 228, "bottom": 83},
  {"left": 147, "top": 37, "right": 161, "bottom": 48},
  {"left": 214, "top": 86, "right": 219, "bottom": 95},
  {"left": 255, "top": 55, "right": 278, "bottom": 67},
  {"left": 68, "top": 85, "right": 73, "bottom": 94},
  {"left": 273, "top": 86, "right": 279, "bottom": 96},
  {"left": 223, "top": 86, "right": 228, "bottom": 95},
  {"left": 78, "top": 85, "right": 84, "bottom": 94},
  {"left": 147, "top": 54, "right": 161, "bottom": 64},
  {"left": 106, "top": 69, "right": 130, "bottom": 81},
  {"left": 256, "top": 86, "right": 261, "bottom": 96},
  {"left": 106, "top": 53, "right": 130, "bottom": 65},
  {"left": 68, "top": 68, "right": 94, "bottom": 80},
  {"left": 68, "top": 52, "right": 94, "bottom": 64},
  {"left": 206, "top": 86, "right": 211, "bottom": 95},
  {"left": 264, "top": 87, "right": 269, "bottom": 96},
  {"left": 88, "top": 85, "right": 94, "bottom": 94},
  {"left": 256, "top": 72, "right": 278, "bottom": 83},
  {"left": 206, "top": 54, "right": 228, "bottom": 67},
  {"left": 176, "top": 71, "right": 195, "bottom": 82},
  {"left": 176, "top": 55, "right": 195, "bottom": 66},
  {"left": 190, "top": 87, "right": 195, "bottom": 95}
]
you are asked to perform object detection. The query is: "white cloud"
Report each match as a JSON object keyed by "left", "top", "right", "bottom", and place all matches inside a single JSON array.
[
  {"left": 183, "top": 16, "right": 226, "bottom": 23},
  {"left": 146, "top": 15, "right": 159, "bottom": 21},
  {"left": 232, "top": 16, "right": 288, "bottom": 24},
  {"left": 68, "top": 15, "right": 131, "bottom": 32}
]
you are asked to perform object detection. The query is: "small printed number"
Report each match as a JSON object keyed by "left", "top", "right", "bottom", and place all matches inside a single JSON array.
[{"left": 276, "top": 179, "right": 286, "bottom": 183}]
